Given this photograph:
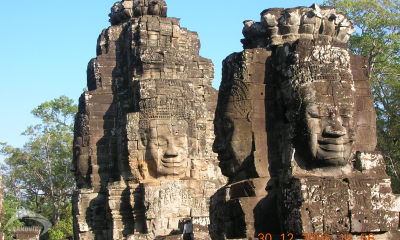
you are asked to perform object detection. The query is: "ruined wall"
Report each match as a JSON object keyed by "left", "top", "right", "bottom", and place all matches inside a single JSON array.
[
  {"left": 211, "top": 4, "right": 400, "bottom": 240},
  {"left": 71, "top": 1, "right": 226, "bottom": 239}
]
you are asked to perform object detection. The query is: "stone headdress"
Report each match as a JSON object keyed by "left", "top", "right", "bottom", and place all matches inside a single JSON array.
[
  {"left": 109, "top": 0, "right": 168, "bottom": 25},
  {"left": 130, "top": 79, "right": 196, "bottom": 137},
  {"left": 216, "top": 53, "right": 252, "bottom": 119}
]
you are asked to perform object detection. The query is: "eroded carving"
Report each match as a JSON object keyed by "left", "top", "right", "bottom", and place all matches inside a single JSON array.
[
  {"left": 211, "top": 48, "right": 281, "bottom": 239},
  {"left": 285, "top": 41, "right": 356, "bottom": 167},
  {"left": 126, "top": 79, "right": 196, "bottom": 180},
  {"left": 109, "top": 0, "right": 168, "bottom": 25},
  {"left": 275, "top": 37, "right": 400, "bottom": 237},
  {"left": 70, "top": 94, "right": 91, "bottom": 189},
  {"left": 242, "top": 4, "right": 355, "bottom": 49},
  {"left": 213, "top": 53, "right": 255, "bottom": 182}
]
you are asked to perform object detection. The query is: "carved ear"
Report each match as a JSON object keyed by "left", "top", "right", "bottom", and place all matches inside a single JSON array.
[{"left": 247, "top": 110, "right": 253, "bottom": 122}]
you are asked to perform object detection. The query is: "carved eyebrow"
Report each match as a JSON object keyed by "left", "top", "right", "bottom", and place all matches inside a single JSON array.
[
  {"left": 172, "top": 136, "right": 187, "bottom": 145},
  {"left": 306, "top": 104, "right": 321, "bottom": 117},
  {"left": 222, "top": 115, "right": 234, "bottom": 123},
  {"left": 307, "top": 111, "right": 321, "bottom": 118},
  {"left": 154, "top": 138, "right": 168, "bottom": 146},
  {"left": 223, "top": 112, "right": 236, "bottom": 118},
  {"left": 339, "top": 106, "right": 353, "bottom": 115}
]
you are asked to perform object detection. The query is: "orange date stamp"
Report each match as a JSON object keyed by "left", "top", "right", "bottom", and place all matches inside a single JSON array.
[{"left": 258, "top": 233, "right": 375, "bottom": 240}]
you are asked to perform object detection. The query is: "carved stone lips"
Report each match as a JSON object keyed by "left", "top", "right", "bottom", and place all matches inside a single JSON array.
[
  {"left": 161, "top": 158, "right": 183, "bottom": 168},
  {"left": 217, "top": 152, "right": 231, "bottom": 161},
  {"left": 318, "top": 137, "right": 352, "bottom": 145},
  {"left": 318, "top": 137, "right": 353, "bottom": 152},
  {"left": 319, "top": 144, "right": 345, "bottom": 152}
]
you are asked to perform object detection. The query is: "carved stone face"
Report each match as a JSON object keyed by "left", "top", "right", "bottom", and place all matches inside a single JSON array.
[
  {"left": 70, "top": 137, "right": 90, "bottom": 188},
  {"left": 213, "top": 99, "right": 253, "bottom": 179},
  {"left": 141, "top": 119, "right": 189, "bottom": 178},
  {"left": 296, "top": 81, "right": 355, "bottom": 166}
]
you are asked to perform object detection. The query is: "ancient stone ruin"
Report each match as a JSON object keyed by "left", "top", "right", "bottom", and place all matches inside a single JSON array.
[
  {"left": 72, "top": 1, "right": 400, "bottom": 239},
  {"left": 71, "top": 0, "right": 225, "bottom": 239},
  {"left": 210, "top": 3, "right": 400, "bottom": 240}
]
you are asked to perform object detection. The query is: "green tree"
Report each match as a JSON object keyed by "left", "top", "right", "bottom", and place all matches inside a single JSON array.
[
  {"left": 1, "top": 96, "right": 78, "bottom": 238},
  {"left": 1, "top": 190, "right": 24, "bottom": 240},
  {"left": 47, "top": 203, "right": 73, "bottom": 240},
  {"left": 323, "top": 0, "right": 400, "bottom": 191}
]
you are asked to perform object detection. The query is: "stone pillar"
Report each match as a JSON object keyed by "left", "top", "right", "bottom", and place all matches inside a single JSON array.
[{"left": 71, "top": 1, "right": 226, "bottom": 239}]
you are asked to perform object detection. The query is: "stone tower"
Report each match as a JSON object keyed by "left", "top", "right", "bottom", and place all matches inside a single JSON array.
[
  {"left": 210, "top": 3, "right": 400, "bottom": 239},
  {"left": 70, "top": 0, "right": 226, "bottom": 239}
]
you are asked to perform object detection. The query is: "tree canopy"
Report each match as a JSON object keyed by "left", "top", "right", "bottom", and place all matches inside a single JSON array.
[{"left": 1, "top": 96, "right": 77, "bottom": 239}]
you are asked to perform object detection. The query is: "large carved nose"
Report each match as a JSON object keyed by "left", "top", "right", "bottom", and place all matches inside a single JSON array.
[
  {"left": 165, "top": 139, "right": 178, "bottom": 156},
  {"left": 324, "top": 117, "right": 346, "bottom": 137},
  {"left": 69, "top": 164, "right": 76, "bottom": 172},
  {"left": 212, "top": 136, "right": 226, "bottom": 153}
]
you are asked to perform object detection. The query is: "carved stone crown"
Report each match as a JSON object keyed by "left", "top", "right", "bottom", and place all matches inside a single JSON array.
[
  {"left": 218, "top": 79, "right": 252, "bottom": 118},
  {"left": 136, "top": 79, "right": 195, "bottom": 120},
  {"left": 242, "top": 3, "right": 355, "bottom": 46},
  {"left": 138, "top": 99, "right": 194, "bottom": 120},
  {"left": 109, "top": 0, "right": 168, "bottom": 25},
  {"left": 216, "top": 53, "right": 252, "bottom": 118}
]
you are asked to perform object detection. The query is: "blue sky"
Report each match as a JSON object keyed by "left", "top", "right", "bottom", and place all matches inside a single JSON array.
[{"left": 0, "top": 0, "right": 323, "bottom": 164}]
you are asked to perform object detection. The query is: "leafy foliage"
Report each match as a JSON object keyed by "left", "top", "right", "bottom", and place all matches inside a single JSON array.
[
  {"left": 1, "top": 190, "right": 24, "bottom": 240},
  {"left": 1, "top": 96, "right": 77, "bottom": 239},
  {"left": 47, "top": 204, "right": 73, "bottom": 240},
  {"left": 323, "top": 0, "right": 400, "bottom": 191}
]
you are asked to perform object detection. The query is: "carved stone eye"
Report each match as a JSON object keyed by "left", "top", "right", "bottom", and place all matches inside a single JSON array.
[
  {"left": 328, "top": 14, "right": 337, "bottom": 21},
  {"left": 157, "top": 138, "right": 167, "bottom": 147},
  {"left": 74, "top": 147, "right": 81, "bottom": 156},
  {"left": 222, "top": 117, "right": 232, "bottom": 129},
  {"left": 342, "top": 118, "right": 351, "bottom": 127},
  {"left": 308, "top": 110, "right": 320, "bottom": 118},
  {"left": 307, "top": 11, "right": 315, "bottom": 18}
]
